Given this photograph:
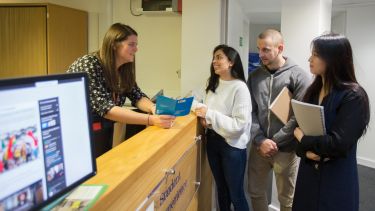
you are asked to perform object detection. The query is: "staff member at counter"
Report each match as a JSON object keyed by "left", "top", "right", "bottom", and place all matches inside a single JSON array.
[{"left": 67, "top": 23, "right": 175, "bottom": 157}]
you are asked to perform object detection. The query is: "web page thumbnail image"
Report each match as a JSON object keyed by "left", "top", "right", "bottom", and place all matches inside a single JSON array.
[
  {"left": 0, "top": 180, "right": 43, "bottom": 211},
  {"left": 0, "top": 126, "right": 40, "bottom": 174}
]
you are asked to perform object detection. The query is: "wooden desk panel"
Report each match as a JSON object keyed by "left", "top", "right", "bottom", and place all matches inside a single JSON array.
[{"left": 85, "top": 114, "right": 210, "bottom": 210}]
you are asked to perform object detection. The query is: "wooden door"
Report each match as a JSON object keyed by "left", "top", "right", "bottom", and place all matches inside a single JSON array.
[
  {"left": 0, "top": 6, "right": 47, "bottom": 78},
  {"left": 47, "top": 4, "right": 88, "bottom": 74}
]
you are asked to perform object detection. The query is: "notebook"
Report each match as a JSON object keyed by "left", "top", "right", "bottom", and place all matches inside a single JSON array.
[
  {"left": 269, "top": 87, "right": 292, "bottom": 124},
  {"left": 291, "top": 99, "right": 326, "bottom": 136}
]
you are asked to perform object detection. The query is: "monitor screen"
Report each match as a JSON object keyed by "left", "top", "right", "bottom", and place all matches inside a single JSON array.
[{"left": 0, "top": 73, "right": 96, "bottom": 211}]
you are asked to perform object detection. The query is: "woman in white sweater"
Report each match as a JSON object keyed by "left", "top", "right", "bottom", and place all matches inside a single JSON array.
[{"left": 195, "top": 45, "right": 251, "bottom": 211}]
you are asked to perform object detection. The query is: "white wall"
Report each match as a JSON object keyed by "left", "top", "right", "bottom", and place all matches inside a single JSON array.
[
  {"left": 112, "top": 0, "right": 181, "bottom": 97},
  {"left": 281, "top": 0, "right": 331, "bottom": 72},
  {"left": 227, "top": 0, "right": 250, "bottom": 79},
  {"left": 344, "top": 4, "right": 375, "bottom": 168},
  {"left": 331, "top": 11, "right": 346, "bottom": 35},
  {"left": 180, "top": 0, "right": 222, "bottom": 96}
]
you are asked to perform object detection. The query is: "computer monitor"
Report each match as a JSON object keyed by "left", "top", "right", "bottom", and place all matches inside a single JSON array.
[{"left": 0, "top": 73, "right": 96, "bottom": 211}]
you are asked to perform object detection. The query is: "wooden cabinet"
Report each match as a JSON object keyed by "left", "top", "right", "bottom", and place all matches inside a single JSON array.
[{"left": 0, "top": 4, "right": 88, "bottom": 78}]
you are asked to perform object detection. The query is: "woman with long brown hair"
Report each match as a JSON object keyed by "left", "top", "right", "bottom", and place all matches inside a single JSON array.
[{"left": 68, "top": 23, "right": 175, "bottom": 157}]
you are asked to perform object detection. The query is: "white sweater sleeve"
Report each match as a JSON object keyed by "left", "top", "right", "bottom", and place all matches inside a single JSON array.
[{"left": 205, "top": 86, "right": 252, "bottom": 139}]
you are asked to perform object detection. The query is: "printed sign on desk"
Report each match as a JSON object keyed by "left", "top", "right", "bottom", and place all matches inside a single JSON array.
[{"left": 136, "top": 140, "right": 201, "bottom": 211}]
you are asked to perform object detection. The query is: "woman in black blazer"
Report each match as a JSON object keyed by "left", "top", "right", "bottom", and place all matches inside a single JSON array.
[{"left": 292, "top": 33, "right": 370, "bottom": 211}]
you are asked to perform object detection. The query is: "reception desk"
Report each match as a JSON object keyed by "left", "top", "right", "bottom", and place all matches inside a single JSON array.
[{"left": 85, "top": 114, "right": 212, "bottom": 210}]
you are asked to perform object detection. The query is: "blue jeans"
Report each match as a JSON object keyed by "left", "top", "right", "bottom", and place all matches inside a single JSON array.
[{"left": 206, "top": 129, "right": 249, "bottom": 211}]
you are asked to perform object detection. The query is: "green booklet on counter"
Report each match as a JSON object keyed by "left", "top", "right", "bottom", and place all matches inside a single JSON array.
[{"left": 43, "top": 184, "right": 108, "bottom": 211}]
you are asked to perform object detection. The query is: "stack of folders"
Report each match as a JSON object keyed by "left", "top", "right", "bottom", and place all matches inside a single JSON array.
[
  {"left": 269, "top": 86, "right": 326, "bottom": 136},
  {"left": 269, "top": 87, "right": 292, "bottom": 125},
  {"left": 291, "top": 99, "right": 326, "bottom": 136}
]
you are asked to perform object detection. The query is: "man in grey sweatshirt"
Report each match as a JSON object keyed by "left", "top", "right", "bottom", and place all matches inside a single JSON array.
[{"left": 247, "top": 29, "right": 311, "bottom": 211}]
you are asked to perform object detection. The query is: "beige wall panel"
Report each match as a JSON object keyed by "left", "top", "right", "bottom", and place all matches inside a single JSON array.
[
  {"left": 0, "top": 6, "right": 47, "bottom": 78},
  {"left": 47, "top": 4, "right": 87, "bottom": 74}
]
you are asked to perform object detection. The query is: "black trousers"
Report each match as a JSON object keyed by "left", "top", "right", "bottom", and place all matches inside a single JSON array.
[{"left": 91, "top": 114, "right": 114, "bottom": 158}]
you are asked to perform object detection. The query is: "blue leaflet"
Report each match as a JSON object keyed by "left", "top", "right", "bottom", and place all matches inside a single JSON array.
[{"left": 156, "top": 95, "right": 194, "bottom": 116}]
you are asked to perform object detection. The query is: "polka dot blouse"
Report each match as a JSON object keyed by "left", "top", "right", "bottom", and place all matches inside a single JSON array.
[{"left": 67, "top": 54, "right": 147, "bottom": 117}]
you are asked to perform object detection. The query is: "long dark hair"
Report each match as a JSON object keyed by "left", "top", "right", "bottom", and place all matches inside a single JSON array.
[
  {"left": 304, "top": 33, "right": 370, "bottom": 133},
  {"left": 99, "top": 23, "right": 138, "bottom": 93},
  {"left": 206, "top": 45, "right": 245, "bottom": 93}
]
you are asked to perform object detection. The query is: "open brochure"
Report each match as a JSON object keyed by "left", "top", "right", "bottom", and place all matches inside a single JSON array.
[
  {"left": 291, "top": 99, "right": 326, "bottom": 136},
  {"left": 269, "top": 87, "right": 292, "bottom": 124},
  {"left": 156, "top": 95, "right": 194, "bottom": 116}
]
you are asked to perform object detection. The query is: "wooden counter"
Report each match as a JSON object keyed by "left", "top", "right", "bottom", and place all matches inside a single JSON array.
[{"left": 85, "top": 114, "right": 212, "bottom": 210}]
